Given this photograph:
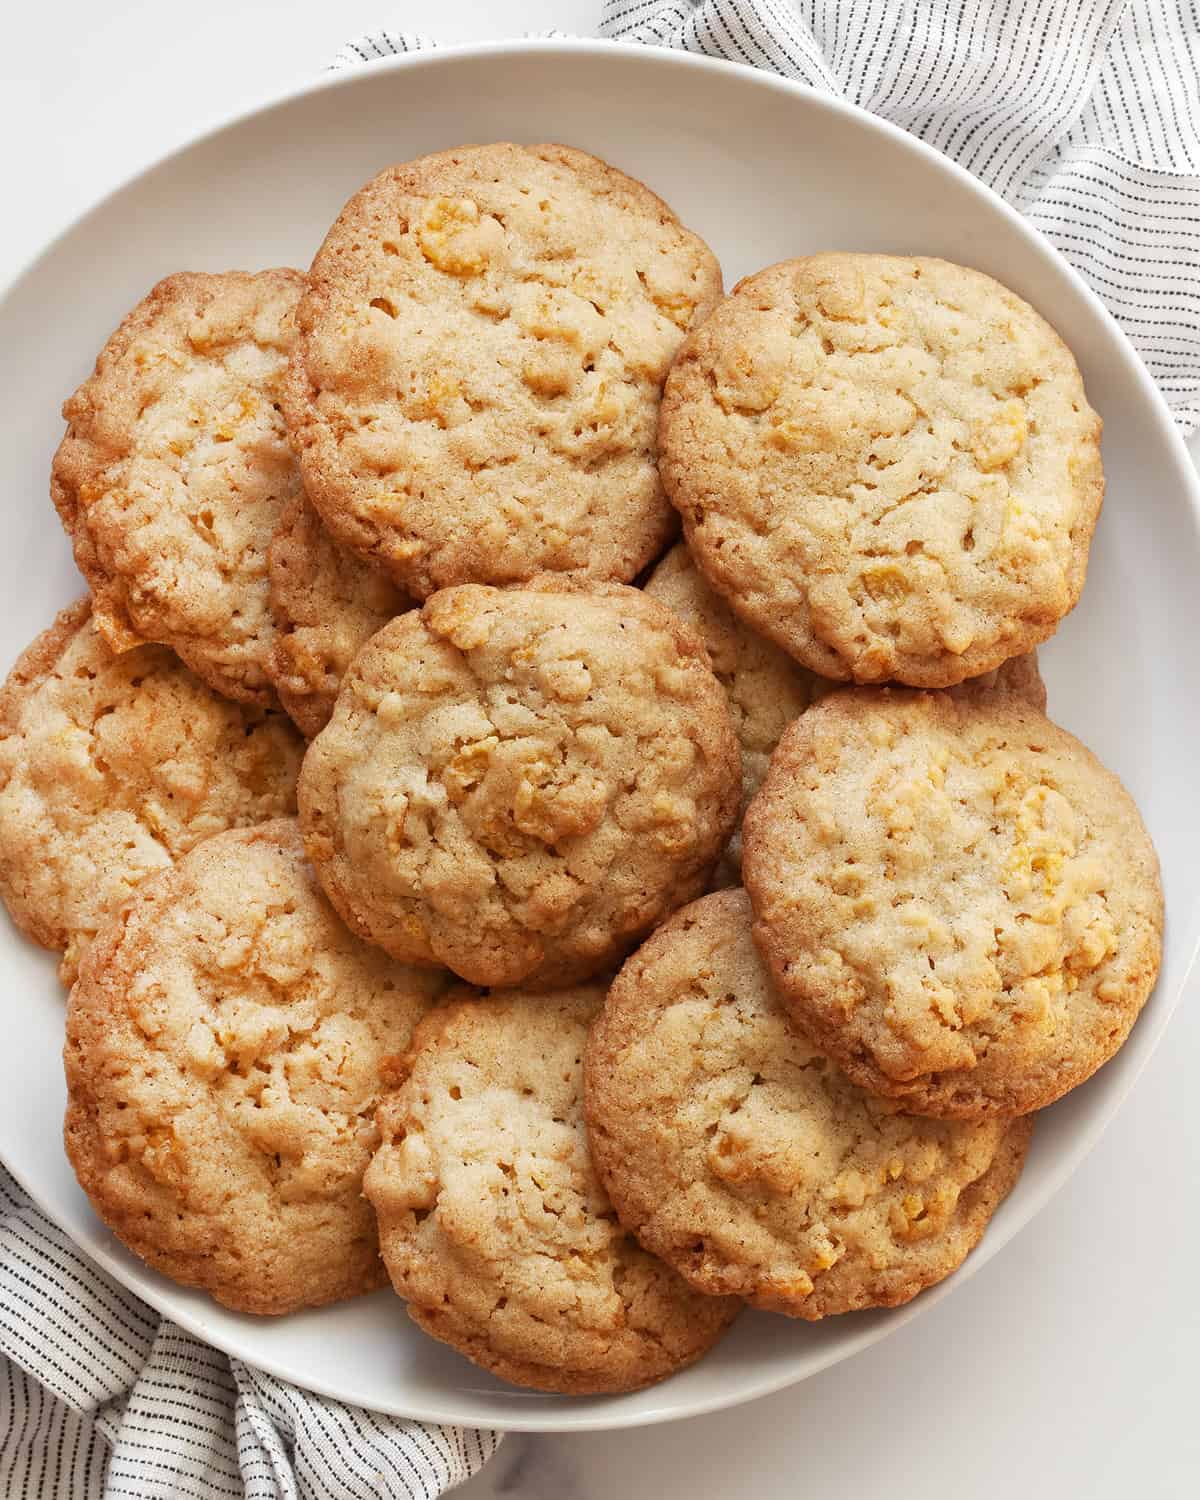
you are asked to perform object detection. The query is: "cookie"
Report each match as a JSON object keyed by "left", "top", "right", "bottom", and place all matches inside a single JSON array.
[
  {"left": 363, "top": 986, "right": 738, "bottom": 1392},
  {"left": 0, "top": 600, "right": 303, "bottom": 984},
  {"left": 645, "top": 543, "right": 1045, "bottom": 883},
  {"left": 742, "top": 690, "right": 1162, "bottom": 1117},
  {"left": 51, "top": 269, "right": 306, "bottom": 705},
  {"left": 954, "top": 649, "right": 1047, "bottom": 711},
  {"left": 63, "top": 820, "right": 446, "bottom": 1315},
  {"left": 660, "top": 254, "right": 1103, "bottom": 687},
  {"left": 284, "top": 143, "right": 722, "bottom": 597},
  {"left": 586, "top": 890, "right": 1032, "bottom": 1317},
  {"left": 299, "top": 578, "right": 740, "bottom": 989},
  {"left": 266, "top": 492, "right": 411, "bottom": 737},
  {"left": 644, "top": 543, "right": 827, "bottom": 873}
]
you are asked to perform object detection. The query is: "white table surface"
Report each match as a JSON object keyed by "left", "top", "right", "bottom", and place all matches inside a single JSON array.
[{"left": 5, "top": 3, "right": 1198, "bottom": 1496}]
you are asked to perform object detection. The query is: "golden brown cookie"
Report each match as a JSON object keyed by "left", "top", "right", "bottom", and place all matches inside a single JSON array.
[
  {"left": 954, "top": 649, "right": 1047, "bottom": 711},
  {"left": 51, "top": 269, "right": 306, "bottom": 705},
  {"left": 644, "top": 543, "right": 826, "bottom": 873},
  {"left": 660, "top": 254, "right": 1103, "bottom": 687},
  {"left": 266, "top": 493, "right": 411, "bottom": 737},
  {"left": 743, "top": 691, "right": 1162, "bottom": 1117},
  {"left": 64, "top": 820, "right": 446, "bottom": 1315},
  {"left": 299, "top": 578, "right": 740, "bottom": 989},
  {"left": 0, "top": 600, "right": 303, "bottom": 984},
  {"left": 284, "top": 143, "right": 722, "bottom": 597},
  {"left": 644, "top": 542, "right": 1045, "bottom": 885},
  {"left": 586, "top": 891, "right": 1032, "bottom": 1317},
  {"left": 363, "top": 986, "right": 738, "bottom": 1392}
]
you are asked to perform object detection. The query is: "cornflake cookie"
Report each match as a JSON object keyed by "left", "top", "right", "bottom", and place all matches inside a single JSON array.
[
  {"left": 954, "top": 650, "right": 1046, "bottom": 712},
  {"left": 586, "top": 891, "right": 1032, "bottom": 1317},
  {"left": 644, "top": 542, "right": 827, "bottom": 873},
  {"left": 660, "top": 254, "right": 1103, "bottom": 687},
  {"left": 743, "top": 691, "right": 1162, "bottom": 1117},
  {"left": 51, "top": 269, "right": 306, "bottom": 705},
  {"left": 64, "top": 820, "right": 446, "bottom": 1315},
  {"left": 267, "top": 493, "right": 411, "bottom": 737},
  {"left": 284, "top": 143, "right": 722, "bottom": 596},
  {"left": 363, "top": 986, "right": 739, "bottom": 1392},
  {"left": 0, "top": 600, "right": 303, "bottom": 985},
  {"left": 645, "top": 543, "right": 1045, "bottom": 883},
  {"left": 299, "top": 578, "right": 740, "bottom": 989}
]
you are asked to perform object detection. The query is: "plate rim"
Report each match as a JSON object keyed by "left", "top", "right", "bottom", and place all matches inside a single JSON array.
[{"left": 1, "top": 36, "right": 1197, "bottom": 1432}]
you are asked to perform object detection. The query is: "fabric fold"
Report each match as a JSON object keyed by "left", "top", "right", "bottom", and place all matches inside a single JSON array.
[
  {"left": 0, "top": 1168, "right": 501, "bottom": 1500},
  {"left": 599, "top": 0, "right": 1200, "bottom": 430}
]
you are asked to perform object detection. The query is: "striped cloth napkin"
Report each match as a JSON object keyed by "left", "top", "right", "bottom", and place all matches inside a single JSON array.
[
  {"left": 5, "top": 3, "right": 1199, "bottom": 1496},
  {"left": 0, "top": 1167, "right": 500, "bottom": 1497}
]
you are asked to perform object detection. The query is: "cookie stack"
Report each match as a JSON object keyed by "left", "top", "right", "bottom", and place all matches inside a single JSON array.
[{"left": 0, "top": 141, "right": 1162, "bottom": 1398}]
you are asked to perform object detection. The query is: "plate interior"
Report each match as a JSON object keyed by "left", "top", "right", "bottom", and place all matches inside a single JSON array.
[{"left": 0, "top": 42, "right": 1196, "bottom": 1431}]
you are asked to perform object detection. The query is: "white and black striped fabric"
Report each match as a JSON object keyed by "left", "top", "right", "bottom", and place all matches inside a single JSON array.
[
  {"left": 0, "top": 1167, "right": 501, "bottom": 1498},
  {"left": 330, "top": 30, "right": 435, "bottom": 66},
  {"left": 598, "top": 0, "right": 1200, "bottom": 432}
]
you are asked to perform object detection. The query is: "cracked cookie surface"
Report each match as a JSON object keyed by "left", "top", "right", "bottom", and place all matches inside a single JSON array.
[
  {"left": 363, "top": 986, "right": 738, "bottom": 1392},
  {"left": 0, "top": 600, "right": 303, "bottom": 985},
  {"left": 267, "top": 492, "right": 412, "bottom": 737},
  {"left": 660, "top": 254, "right": 1103, "bottom": 687},
  {"left": 284, "top": 143, "right": 722, "bottom": 597},
  {"left": 644, "top": 543, "right": 827, "bottom": 877},
  {"left": 586, "top": 890, "right": 1032, "bottom": 1317},
  {"left": 63, "top": 820, "right": 447, "bottom": 1315},
  {"left": 51, "top": 269, "right": 306, "bottom": 704},
  {"left": 298, "top": 577, "right": 740, "bottom": 989},
  {"left": 742, "top": 690, "right": 1162, "bottom": 1117}
]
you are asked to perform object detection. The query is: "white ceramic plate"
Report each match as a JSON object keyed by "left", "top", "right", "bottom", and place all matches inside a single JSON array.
[{"left": 0, "top": 39, "right": 1196, "bottom": 1433}]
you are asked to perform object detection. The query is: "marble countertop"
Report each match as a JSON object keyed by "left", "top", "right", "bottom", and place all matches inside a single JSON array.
[{"left": 5, "top": 3, "right": 1197, "bottom": 1495}]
